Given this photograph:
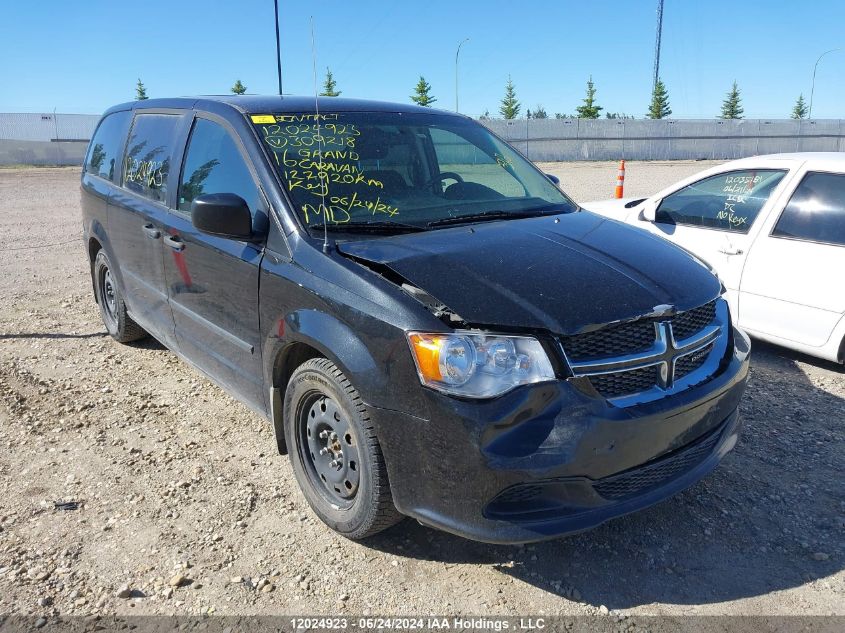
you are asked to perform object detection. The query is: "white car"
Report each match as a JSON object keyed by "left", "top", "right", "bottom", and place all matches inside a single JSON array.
[{"left": 585, "top": 153, "right": 845, "bottom": 364}]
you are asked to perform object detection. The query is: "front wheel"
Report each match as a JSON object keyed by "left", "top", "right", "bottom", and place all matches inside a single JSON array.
[{"left": 284, "top": 358, "right": 403, "bottom": 539}]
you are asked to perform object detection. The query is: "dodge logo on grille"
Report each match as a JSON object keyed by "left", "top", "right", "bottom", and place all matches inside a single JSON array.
[
  {"left": 655, "top": 321, "right": 712, "bottom": 389},
  {"left": 686, "top": 348, "right": 709, "bottom": 365}
]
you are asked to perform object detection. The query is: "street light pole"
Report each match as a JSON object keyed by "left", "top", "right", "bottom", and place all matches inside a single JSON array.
[
  {"left": 652, "top": 0, "right": 664, "bottom": 96},
  {"left": 455, "top": 38, "right": 470, "bottom": 113},
  {"left": 809, "top": 48, "right": 840, "bottom": 119}
]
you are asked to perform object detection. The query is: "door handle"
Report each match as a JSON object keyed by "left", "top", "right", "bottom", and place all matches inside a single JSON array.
[
  {"left": 163, "top": 234, "right": 185, "bottom": 252},
  {"left": 718, "top": 246, "right": 744, "bottom": 256},
  {"left": 142, "top": 224, "right": 160, "bottom": 239}
]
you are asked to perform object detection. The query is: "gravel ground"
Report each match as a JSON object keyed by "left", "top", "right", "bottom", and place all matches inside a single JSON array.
[
  {"left": 536, "top": 159, "right": 724, "bottom": 203},
  {"left": 0, "top": 164, "right": 842, "bottom": 619}
]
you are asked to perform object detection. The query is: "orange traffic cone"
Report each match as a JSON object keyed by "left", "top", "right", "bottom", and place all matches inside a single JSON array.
[{"left": 614, "top": 160, "right": 625, "bottom": 199}]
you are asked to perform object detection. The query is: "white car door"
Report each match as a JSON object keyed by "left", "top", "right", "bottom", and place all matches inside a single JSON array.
[
  {"left": 637, "top": 164, "right": 795, "bottom": 319},
  {"left": 739, "top": 165, "right": 845, "bottom": 352}
]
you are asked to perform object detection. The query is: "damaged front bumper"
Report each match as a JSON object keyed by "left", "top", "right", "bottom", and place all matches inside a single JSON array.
[{"left": 370, "top": 328, "right": 750, "bottom": 544}]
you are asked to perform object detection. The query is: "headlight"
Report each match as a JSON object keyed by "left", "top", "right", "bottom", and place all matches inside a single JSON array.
[{"left": 406, "top": 331, "right": 556, "bottom": 398}]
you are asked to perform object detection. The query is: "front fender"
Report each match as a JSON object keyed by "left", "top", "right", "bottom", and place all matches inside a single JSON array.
[
  {"left": 262, "top": 307, "right": 430, "bottom": 453},
  {"left": 581, "top": 198, "right": 640, "bottom": 219},
  {"left": 284, "top": 308, "right": 382, "bottom": 387}
]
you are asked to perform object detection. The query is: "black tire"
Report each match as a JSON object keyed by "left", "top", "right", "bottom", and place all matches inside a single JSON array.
[
  {"left": 93, "top": 250, "right": 147, "bottom": 343},
  {"left": 284, "top": 358, "right": 403, "bottom": 539}
]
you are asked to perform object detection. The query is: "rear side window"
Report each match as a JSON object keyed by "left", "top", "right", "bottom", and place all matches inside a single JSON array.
[
  {"left": 84, "top": 111, "right": 131, "bottom": 182},
  {"left": 656, "top": 169, "right": 786, "bottom": 233},
  {"left": 178, "top": 118, "right": 261, "bottom": 214},
  {"left": 122, "top": 113, "right": 181, "bottom": 204},
  {"left": 772, "top": 172, "right": 845, "bottom": 246}
]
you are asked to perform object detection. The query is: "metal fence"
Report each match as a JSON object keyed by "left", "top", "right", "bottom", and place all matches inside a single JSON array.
[
  {"left": 482, "top": 118, "right": 845, "bottom": 162},
  {"left": 2, "top": 112, "right": 845, "bottom": 166}
]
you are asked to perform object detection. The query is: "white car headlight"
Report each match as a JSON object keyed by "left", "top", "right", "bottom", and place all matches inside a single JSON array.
[{"left": 406, "top": 331, "right": 556, "bottom": 398}]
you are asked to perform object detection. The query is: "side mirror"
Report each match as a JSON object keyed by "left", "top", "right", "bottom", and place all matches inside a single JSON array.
[
  {"left": 191, "top": 193, "right": 253, "bottom": 240},
  {"left": 545, "top": 173, "right": 560, "bottom": 186},
  {"left": 641, "top": 198, "right": 659, "bottom": 222}
]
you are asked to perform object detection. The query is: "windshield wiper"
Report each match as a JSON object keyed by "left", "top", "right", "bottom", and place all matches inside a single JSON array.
[
  {"left": 308, "top": 221, "right": 426, "bottom": 234},
  {"left": 426, "top": 207, "right": 565, "bottom": 228}
]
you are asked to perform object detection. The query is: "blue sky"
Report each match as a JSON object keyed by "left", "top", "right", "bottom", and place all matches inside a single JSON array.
[{"left": 1, "top": 0, "right": 843, "bottom": 119}]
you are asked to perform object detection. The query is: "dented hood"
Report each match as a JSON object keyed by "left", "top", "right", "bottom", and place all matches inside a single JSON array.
[{"left": 337, "top": 212, "right": 721, "bottom": 334}]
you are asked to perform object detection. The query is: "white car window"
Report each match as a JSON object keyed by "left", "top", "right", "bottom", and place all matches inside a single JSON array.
[
  {"left": 772, "top": 171, "right": 845, "bottom": 247},
  {"left": 656, "top": 169, "right": 786, "bottom": 234}
]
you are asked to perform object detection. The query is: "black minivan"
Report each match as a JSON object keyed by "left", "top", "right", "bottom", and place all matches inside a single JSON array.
[{"left": 81, "top": 96, "right": 750, "bottom": 543}]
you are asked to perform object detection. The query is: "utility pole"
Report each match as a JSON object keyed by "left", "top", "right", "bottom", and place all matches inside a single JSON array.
[
  {"left": 652, "top": 0, "right": 664, "bottom": 95},
  {"left": 273, "top": 0, "right": 283, "bottom": 95},
  {"left": 455, "top": 38, "right": 470, "bottom": 113}
]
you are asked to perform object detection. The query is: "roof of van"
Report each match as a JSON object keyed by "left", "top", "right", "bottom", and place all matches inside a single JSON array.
[{"left": 107, "top": 95, "right": 461, "bottom": 117}]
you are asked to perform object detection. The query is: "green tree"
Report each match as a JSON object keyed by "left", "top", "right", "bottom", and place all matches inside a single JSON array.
[
  {"left": 647, "top": 79, "right": 672, "bottom": 119},
  {"left": 180, "top": 159, "right": 220, "bottom": 205},
  {"left": 606, "top": 112, "right": 633, "bottom": 119},
  {"left": 528, "top": 105, "right": 548, "bottom": 119},
  {"left": 410, "top": 76, "right": 436, "bottom": 107},
  {"left": 499, "top": 76, "right": 521, "bottom": 120},
  {"left": 575, "top": 76, "right": 603, "bottom": 119},
  {"left": 89, "top": 144, "right": 106, "bottom": 172},
  {"left": 791, "top": 94, "right": 808, "bottom": 120},
  {"left": 720, "top": 81, "right": 744, "bottom": 119},
  {"left": 320, "top": 67, "right": 341, "bottom": 97},
  {"left": 231, "top": 79, "right": 247, "bottom": 95},
  {"left": 135, "top": 79, "right": 148, "bottom": 101},
  {"left": 479, "top": 110, "right": 491, "bottom": 121},
  {"left": 554, "top": 113, "right": 572, "bottom": 119}
]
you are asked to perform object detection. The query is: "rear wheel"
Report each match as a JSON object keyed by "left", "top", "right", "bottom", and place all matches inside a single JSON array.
[
  {"left": 284, "top": 358, "right": 403, "bottom": 539},
  {"left": 93, "top": 250, "right": 146, "bottom": 343}
]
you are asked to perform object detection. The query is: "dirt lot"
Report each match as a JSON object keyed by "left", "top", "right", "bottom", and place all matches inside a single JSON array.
[{"left": 0, "top": 164, "right": 843, "bottom": 619}]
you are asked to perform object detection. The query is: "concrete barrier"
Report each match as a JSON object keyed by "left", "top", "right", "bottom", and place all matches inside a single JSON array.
[{"left": 0, "top": 139, "right": 89, "bottom": 166}]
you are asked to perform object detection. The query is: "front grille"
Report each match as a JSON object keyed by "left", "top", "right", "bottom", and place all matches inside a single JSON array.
[
  {"left": 589, "top": 365, "right": 658, "bottom": 399},
  {"left": 675, "top": 343, "right": 714, "bottom": 380},
  {"left": 564, "top": 299, "right": 722, "bottom": 402},
  {"left": 593, "top": 426, "right": 722, "bottom": 501},
  {"left": 563, "top": 320, "right": 655, "bottom": 362},
  {"left": 672, "top": 301, "right": 717, "bottom": 341}
]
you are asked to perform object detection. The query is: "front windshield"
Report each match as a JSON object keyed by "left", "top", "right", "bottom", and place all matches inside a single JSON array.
[{"left": 250, "top": 111, "right": 577, "bottom": 235}]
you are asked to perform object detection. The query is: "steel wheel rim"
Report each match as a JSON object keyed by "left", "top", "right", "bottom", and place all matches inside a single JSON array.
[
  {"left": 298, "top": 391, "right": 361, "bottom": 508},
  {"left": 100, "top": 266, "right": 118, "bottom": 325}
]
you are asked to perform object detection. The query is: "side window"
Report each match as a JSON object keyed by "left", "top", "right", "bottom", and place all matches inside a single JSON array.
[
  {"left": 656, "top": 169, "right": 786, "bottom": 233},
  {"left": 429, "top": 127, "right": 525, "bottom": 197},
  {"left": 84, "top": 111, "right": 131, "bottom": 182},
  {"left": 772, "top": 172, "right": 845, "bottom": 246},
  {"left": 122, "top": 113, "right": 181, "bottom": 204},
  {"left": 178, "top": 118, "right": 261, "bottom": 215}
]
